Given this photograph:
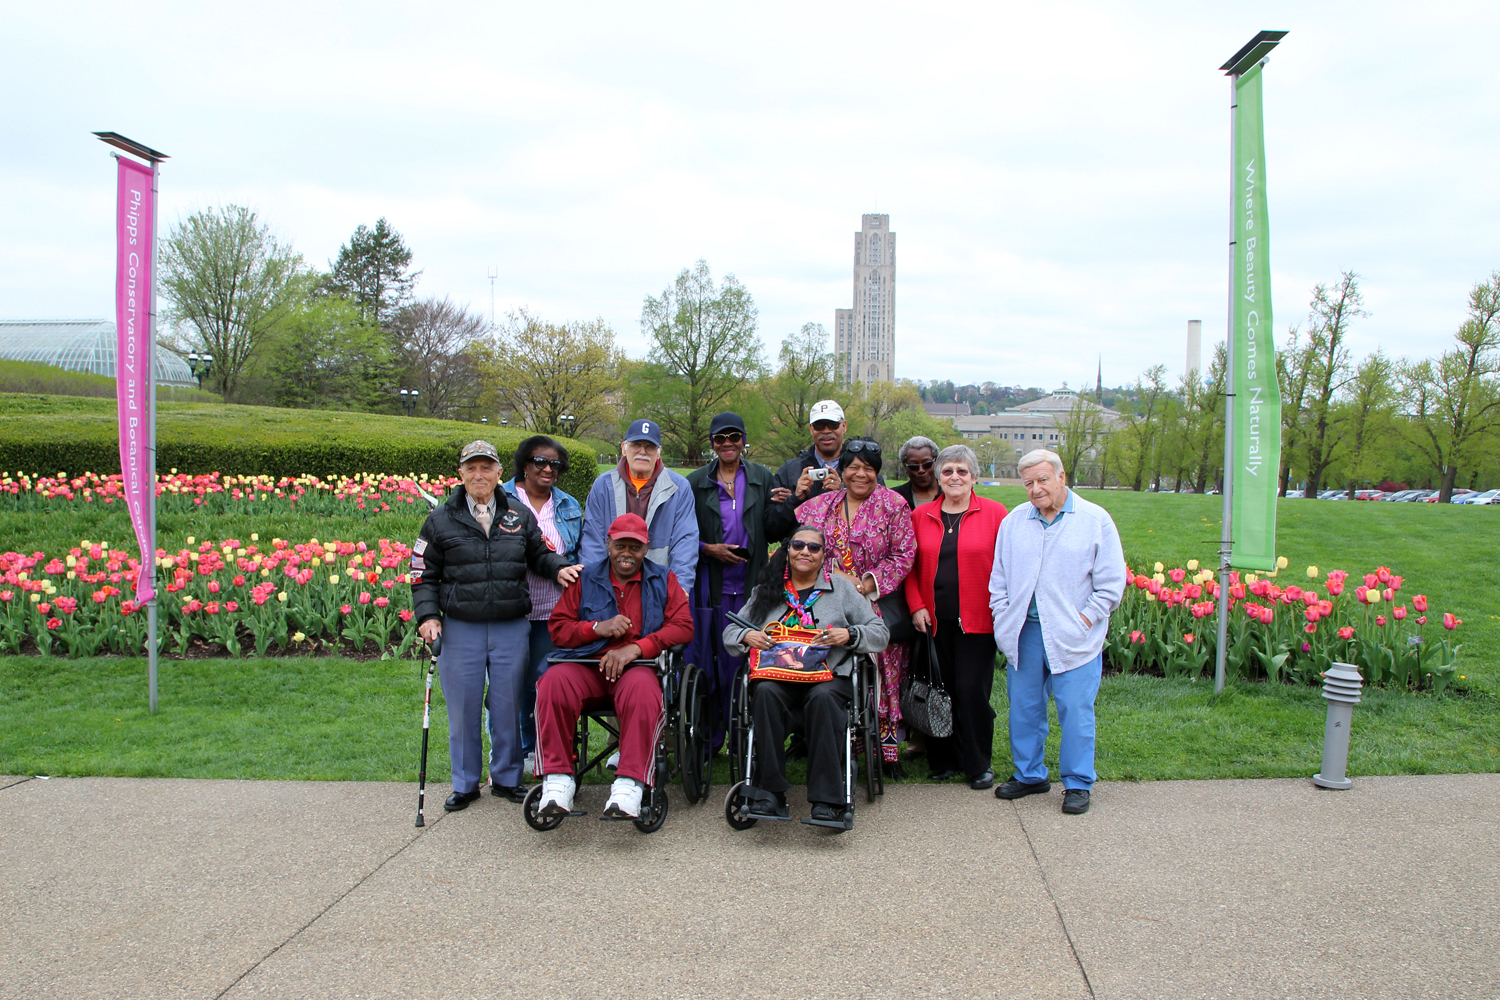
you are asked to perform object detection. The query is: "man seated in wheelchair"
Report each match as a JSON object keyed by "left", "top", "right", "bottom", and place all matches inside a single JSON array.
[
  {"left": 537, "top": 513, "right": 694, "bottom": 819},
  {"left": 723, "top": 524, "right": 889, "bottom": 824}
]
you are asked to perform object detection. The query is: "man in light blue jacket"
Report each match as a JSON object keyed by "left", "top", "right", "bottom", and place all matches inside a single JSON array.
[
  {"left": 988, "top": 449, "right": 1125, "bottom": 815},
  {"left": 580, "top": 418, "right": 699, "bottom": 595}
]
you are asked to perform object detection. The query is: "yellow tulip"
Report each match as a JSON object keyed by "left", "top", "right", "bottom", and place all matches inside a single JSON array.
[
  {"left": 1153, "top": 562, "right": 1164, "bottom": 573},
  {"left": 262, "top": 569, "right": 271, "bottom": 577},
  {"left": 30, "top": 593, "right": 39, "bottom": 603},
  {"left": 236, "top": 548, "right": 247, "bottom": 557},
  {"left": 250, "top": 533, "right": 259, "bottom": 542},
  {"left": 277, "top": 592, "right": 288, "bottom": 603},
  {"left": 186, "top": 536, "right": 196, "bottom": 545},
  {"left": 1245, "top": 573, "right": 1257, "bottom": 584},
  {"left": 293, "top": 631, "right": 306, "bottom": 642},
  {"left": 1186, "top": 559, "right": 1199, "bottom": 571},
  {"left": 1276, "top": 555, "right": 1289, "bottom": 569},
  {"left": 330, "top": 575, "right": 339, "bottom": 584},
  {"left": 65, "top": 555, "right": 77, "bottom": 568},
  {"left": 311, "top": 558, "right": 322, "bottom": 567}
]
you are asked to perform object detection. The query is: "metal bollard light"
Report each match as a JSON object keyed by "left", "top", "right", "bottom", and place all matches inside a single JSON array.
[{"left": 1312, "top": 662, "right": 1364, "bottom": 790}]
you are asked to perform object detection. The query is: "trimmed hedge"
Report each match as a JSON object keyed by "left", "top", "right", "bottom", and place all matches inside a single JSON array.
[
  {"left": 0, "top": 394, "right": 597, "bottom": 503},
  {"left": 0, "top": 360, "right": 220, "bottom": 403}
]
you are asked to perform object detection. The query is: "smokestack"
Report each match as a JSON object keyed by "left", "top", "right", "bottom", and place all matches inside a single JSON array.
[{"left": 1186, "top": 320, "right": 1202, "bottom": 381}]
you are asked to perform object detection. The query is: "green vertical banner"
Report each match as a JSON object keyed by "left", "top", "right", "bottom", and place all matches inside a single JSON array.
[{"left": 1231, "top": 62, "right": 1281, "bottom": 571}]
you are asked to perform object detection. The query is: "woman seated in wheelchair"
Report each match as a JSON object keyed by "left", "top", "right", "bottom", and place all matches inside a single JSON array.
[
  {"left": 723, "top": 524, "right": 889, "bottom": 825},
  {"left": 536, "top": 513, "right": 694, "bottom": 819}
]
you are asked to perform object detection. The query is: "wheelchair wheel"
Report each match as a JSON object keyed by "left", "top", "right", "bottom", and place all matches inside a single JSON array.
[
  {"left": 522, "top": 783, "right": 564, "bottom": 832},
  {"left": 860, "top": 659, "right": 883, "bottom": 801},
  {"left": 728, "top": 667, "right": 750, "bottom": 785},
  {"left": 677, "top": 662, "right": 712, "bottom": 804},
  {"left": 633, "top": 785, "right": 668, "bottom": 834},
  {"left": 723, "top": 781, "right": 758, "bottom": 830}
]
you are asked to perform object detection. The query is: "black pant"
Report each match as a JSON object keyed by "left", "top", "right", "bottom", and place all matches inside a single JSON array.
[
  {"left": 751, "top": 677, "right": 852, "bottom": 805},
  {"left": 925, "top": 621, "right": 998, "bottom": 779}
]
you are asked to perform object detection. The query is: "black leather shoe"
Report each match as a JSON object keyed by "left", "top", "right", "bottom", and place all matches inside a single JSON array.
[
  {"left": 490, "top": 784, "right": 526, "bottom": 803},
  {"left": 810, "top": 802, "right": 841, "bottom": 823},
  {"left": 969, "top": 770, "right": 996, "bottom": 790},
  {"left": 928, "top": 769, "right": 960, "bottom": 782},
  {"left": 994, "top": 778, "right": 1051, "bottom": 800},
  {"left": 443, "top": 789, "right": 481, "bottom": 812},
  {"left": 1062, "top": 789, "right": 1091, "bottom": 814}
]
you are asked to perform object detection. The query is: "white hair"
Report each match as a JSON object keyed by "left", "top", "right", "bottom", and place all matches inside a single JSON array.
[
  {"left": 935, "top": 444, "right": 980, "bottom": 479},
  {"left": 1017, "top": 449, "right": 1064, "bottom": 477}
]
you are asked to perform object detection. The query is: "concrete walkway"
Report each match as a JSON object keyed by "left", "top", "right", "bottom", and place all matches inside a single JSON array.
[{"left": 0, "top": 773, "right": 1495, "bottom": 999}]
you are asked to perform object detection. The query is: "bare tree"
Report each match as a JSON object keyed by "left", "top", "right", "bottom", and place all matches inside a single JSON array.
[
  {"left": 1300, "top": 272, "right": 1366, "bottom": 498},
  {"left": 159, "top": 205, "right": 305, "bottom": 399},
  {"left": 1276, "top": 326, "right": 1315, "bottom": 495},
  {"left": 1057, "top": 392, "right": 1105, "bottom": 485},
  {"left": 1402, "top": 272, "right": 1500, "bottom": 502},
  {"left": 391, "top": 297, "right": 488, "bottom": 419},
  {"left": 763, "top": 322, "right": 838, "bottom": 461}
]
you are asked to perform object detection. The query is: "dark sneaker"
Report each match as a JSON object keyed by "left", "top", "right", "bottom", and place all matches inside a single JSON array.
[
  {"left": 994, "top": 778, "right": 1052, "bottom": 800},
  {"left": 1062, "top": 789, "right": 1091, "bottom": 814},
  {"left": 810, "top": 802, "right": 841, "bottom": 823},
  {"left": 969, "top": 770, "right": 995, "bottom": 790}
]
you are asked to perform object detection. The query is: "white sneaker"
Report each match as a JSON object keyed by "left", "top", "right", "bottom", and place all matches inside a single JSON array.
[
  {"left": 602, "top": 777, "right": 644, "bottom": 818},
  {"left": 606, "top": 750, "right": 620, "bottom": 772},
  {"left": 537, "top": 774, "right": 576, "bottom": 816}
]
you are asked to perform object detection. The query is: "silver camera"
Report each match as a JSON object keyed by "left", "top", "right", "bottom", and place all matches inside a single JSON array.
[{"left": 809, "top": 467, "right": 830, "bottom": 481}]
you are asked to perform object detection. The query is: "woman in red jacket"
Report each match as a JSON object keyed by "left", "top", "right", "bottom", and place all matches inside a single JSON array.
[{"left": 904, "top": 444, "right": 1008, "bottom": 789}]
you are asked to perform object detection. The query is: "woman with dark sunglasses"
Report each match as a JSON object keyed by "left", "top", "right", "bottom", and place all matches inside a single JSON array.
[
  {"left": 794, "top": 438, "right": 917, "bottom": 771},
  {"left": 893, "top": 436, "right": 941, "bottom": 509},
  {"left": 723, "top": 525, "right": 888, "bottom": 823},
  {"left": 686, "top": 411, "right": 777, "bottom": 751},
  {"left": 501, "top": 435, "right": 583, "bottom": 781}
]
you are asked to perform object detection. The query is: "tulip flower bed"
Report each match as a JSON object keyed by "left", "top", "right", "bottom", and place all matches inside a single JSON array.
[
  {"left": 0, "top": 534, "right": 422, "bottom": 659},
  {"left": 0, "top": 471, "right": 460, "bottom": 519},
  {"left": 1108, "top": 558, "right": 1463, "bottom": 693}
]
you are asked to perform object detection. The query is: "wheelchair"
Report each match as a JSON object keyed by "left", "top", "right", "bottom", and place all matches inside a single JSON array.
[
  {"left": 522, "top": 645, "right": 712, "bottom": 834},
  {"left": 722, "top": 653, "right": 884, "bottom": 833}
]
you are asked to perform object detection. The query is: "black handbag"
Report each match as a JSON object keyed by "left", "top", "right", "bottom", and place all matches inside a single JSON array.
[
  {"left": 900, "top": 630, "right": 953, "bottom": 738},
  {"left": 877, "top": 588, "right": 915, "bottom": 644}
]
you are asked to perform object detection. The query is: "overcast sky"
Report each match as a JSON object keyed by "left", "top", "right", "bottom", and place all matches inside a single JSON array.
[{"left": 4, "top": 2, "right": 1498, "bottom": 391}]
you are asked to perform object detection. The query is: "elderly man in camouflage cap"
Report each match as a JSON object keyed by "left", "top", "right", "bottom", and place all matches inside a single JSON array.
[{"left": 412, "top": 440, "right": 583, "bottom": 811}]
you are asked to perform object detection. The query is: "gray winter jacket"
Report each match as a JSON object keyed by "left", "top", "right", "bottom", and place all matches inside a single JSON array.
[{"left": 722, "top": 573, "right": 889, "bottom": 677}]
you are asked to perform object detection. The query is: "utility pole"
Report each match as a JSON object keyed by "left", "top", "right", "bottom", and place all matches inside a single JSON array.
[{"left": 487, "top": 266, "right": 498, "bottom": 327}]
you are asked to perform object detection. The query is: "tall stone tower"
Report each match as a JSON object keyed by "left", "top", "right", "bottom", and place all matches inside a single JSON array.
[{"left": 834, "top": 213, "right": 896, "bottom": 387}]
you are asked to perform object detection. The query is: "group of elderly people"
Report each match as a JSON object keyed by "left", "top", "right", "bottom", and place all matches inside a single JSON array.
[{"left": 411, "top": 400, "right": 1126, "bottom": 823}]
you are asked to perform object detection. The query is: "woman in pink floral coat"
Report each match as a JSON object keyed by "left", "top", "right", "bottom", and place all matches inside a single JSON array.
[{"left": 796, "top": 439, "right": 917, "bottom": 768}]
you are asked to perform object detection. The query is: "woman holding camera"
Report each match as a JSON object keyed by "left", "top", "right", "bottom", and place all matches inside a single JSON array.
[{"left": 795, "top": 439, "right": 917, "bottom": 768}]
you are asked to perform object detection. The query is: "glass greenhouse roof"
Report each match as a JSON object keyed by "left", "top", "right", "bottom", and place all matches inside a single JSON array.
[{"left": 0, "top": 319, "right": 197, "bottom": 387}]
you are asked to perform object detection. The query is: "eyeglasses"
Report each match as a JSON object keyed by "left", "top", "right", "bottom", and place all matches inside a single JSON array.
[
  {"left": 904, "top": 459, "right": 934, "bottom": 473},
  {"left": 787, "top": 540, "right": 824, "bottom": 553},
  {"left": 527, "top": 456, "right": 565, "bottom": 471},
  {"left": 711, "top": 432, "right": 743, "bottom": 445},
  {"left": 844, "top": 440, "right": 881, "bottom": 455},
  {"left": 810, "top": 421, "right": 841, "bottom": 432}
]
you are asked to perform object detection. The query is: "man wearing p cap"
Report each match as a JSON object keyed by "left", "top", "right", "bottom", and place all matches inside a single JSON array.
[
  {"left": 766, "top": 399, "right": 881, "bottom": 540},
  {"left": 412, "top": 440, "right": 583, "bottom": 811}
]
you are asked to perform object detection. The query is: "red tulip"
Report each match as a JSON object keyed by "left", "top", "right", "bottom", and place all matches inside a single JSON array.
[
  {"left": 399, "top": 609, "right": 415, "bottom": 622},
  {"left": 1327, "top": 581, "right": 1344, "bottom": 596},
  {"left": 1382, "top": 588, "right": 1394, "bottom": 602},
  {"left": 37, "top": 602, "right": 50, "bottom": 614},
  {"left": 1376, "top": 567, "right": 1391, "bottom": 584},
  {"left": 206, "top": 602, "right": 220, "bottom": 615},
  {"left": 225, "top": 601, "right": 239, "bottom": 612},
  {"left": 1304, "top": 622, "right": 1317, "bottom": 634},
  {"left": 1443, "top": 613, "right": 1459, "bottom": 630},
  {"left": 1304, "top": 607, "right": 1320, "bottom": 623},
  {"left": 1169, "top": 568, "right": 1186, "bottom": 583},
  {"left": 1417, "top": 615, "right": 1427, "bottom": 625},
  {"left": 46, "top": 616, "right": 61, "bottom": 630},
  {"left": 1363, "top": 573, "right": 1379, "bottom": 588},
  {"left": 233, "top": 575, "right": 246, "bottom": 587},
  {"left": 1183, "top": 633, "right": 1195, "bottom": 644},
  {"left": 1393, "top": 605, "right": 1407, "bottom": 620},
  {"left": 340, "top": 604, "right": 353, "bottom": 615},
  {"left": 1375, "top": 615, "right": 1387, "bottom": 627},
  {"left": 1337, "top": 626, "right": 1354, "bottom": 640},
  {"left": 1230, "top": 583, "right": 1246, "bottom": 601},
  {"left": 121, "top": 600, "right": 138, "bottom": 616},
  {"left": 1134, "top": 574, "right": 1148, "bottom": 589},
  {"left": 1412, "top": 594, "right": 1428, "bottom": 612}
]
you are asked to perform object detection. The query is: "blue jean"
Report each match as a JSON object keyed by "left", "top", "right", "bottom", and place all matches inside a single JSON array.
[
  {"left": 512, "top": 619, "right": 556, "bottom": 757},
  {"left": 1007, "top": 618, "right": 1102, "bottom": 790},
  {"left": 438, "top": 616, "right": 530, "bottom": 793}
]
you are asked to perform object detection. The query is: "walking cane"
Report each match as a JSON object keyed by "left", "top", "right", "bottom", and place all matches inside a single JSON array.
[{"left": 415, "top": 634, "right": 441, "bottom": 828}]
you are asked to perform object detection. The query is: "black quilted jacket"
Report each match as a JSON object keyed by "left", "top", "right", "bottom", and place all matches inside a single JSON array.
[{"left": 411, "top": 486, "right": 570, "bottom": 624}]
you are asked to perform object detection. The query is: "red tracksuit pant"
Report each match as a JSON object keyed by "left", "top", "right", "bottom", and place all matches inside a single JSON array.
[{"left": 536, "top": 662, "right": 662, "bottom": 784}]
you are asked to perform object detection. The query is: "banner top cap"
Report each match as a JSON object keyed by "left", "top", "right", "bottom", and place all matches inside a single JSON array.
[
  {"left": 94, "top": 131, "right": 170, "bottom": 162},
  {"left": 1220, "top": 30, "right": 1287, "bottom": 76}
]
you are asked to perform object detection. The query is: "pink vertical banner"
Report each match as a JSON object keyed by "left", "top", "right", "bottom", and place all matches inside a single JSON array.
[{"left": 115, "top": 156, "right": 156, "bottom": 603}]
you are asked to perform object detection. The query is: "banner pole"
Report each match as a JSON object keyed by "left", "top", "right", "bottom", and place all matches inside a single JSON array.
[
  {"left": 147, "top": 155, "right": 160, "bottom": 714},
  {"left": 1214, "top": 71, "right": 1239, "bottom": 696}
]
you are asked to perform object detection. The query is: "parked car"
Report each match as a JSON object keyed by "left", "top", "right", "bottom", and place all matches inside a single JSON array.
[
  {"left": 1282, "top": 489, "right": 1305, "bottom": 499},
  {"left": 1456, "top": 489, "right": 1500, "bottom": 505},
  {"left": 1328, "top": 490, "right": 1351, "bottom": 500},
  {"left": 1429, "top": 489, "right": 1478, "bottom": 503},
  {"left": 1353, "top": 490, "right": 1387, "bottom": 501},
  {"left": 1406, "top": 490, "right": 1438, "bottom": 502},
  {"left": 1383, "top": 490, "right": 1422, "bottom": 502}
]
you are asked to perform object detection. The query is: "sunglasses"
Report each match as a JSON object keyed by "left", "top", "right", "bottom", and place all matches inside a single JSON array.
[
  {"left": 844, "top": 440, "right": 881, "bottom": 455},
  {"left": 787, "top": 539, "right": 825, "bottom": 553},
  {"left": 904, "top": 459, "right": 934, "bottom": 473},
  {"left": 811, "top": 421, "right": 841, "bottom": 432},
  {"left": 940, "top": 466, "right": 973, "bottom": 478},
  {"left": 527, "top": 456, "right": 565, "bottom": 471},
  {"left": 711, "top": 432, "right": 743, "bottom": 445}
]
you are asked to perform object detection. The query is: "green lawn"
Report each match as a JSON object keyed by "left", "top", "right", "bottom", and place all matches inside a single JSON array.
[{"left": 1, "top": 488, "right": 1496, "bottom": 782}]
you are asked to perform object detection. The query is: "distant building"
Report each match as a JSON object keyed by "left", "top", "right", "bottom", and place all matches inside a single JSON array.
[
  {"left": 951, "top": 387, "right": 1121, "bottom": 448},
  {"left": 0, "top": 319, "right": 197, "bottom": 386},
  {"left": 834, "top": 213, "right": 895, "bottom": 387},
  {"left": 922, "top": 401, "right": 970, "bottom": 419}
]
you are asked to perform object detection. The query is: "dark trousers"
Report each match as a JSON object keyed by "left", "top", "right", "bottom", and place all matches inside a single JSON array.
[
  {"left": 688, "top": 589, "right": 747, "bottom": 751},
  {"left": 750, "top": 677, "right": 852, "bottom": 806},
  {"left": 925, "top": 621, "right": 998, "bottom": 779}
]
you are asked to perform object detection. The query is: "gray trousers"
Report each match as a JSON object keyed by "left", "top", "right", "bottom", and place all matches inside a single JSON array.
[{"left": 439, "top": 616, "right": 529, "bottom": 792}]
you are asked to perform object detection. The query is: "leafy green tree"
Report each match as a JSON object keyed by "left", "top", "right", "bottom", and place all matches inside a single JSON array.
[
  {"left": 1276, "top": 327, "right": 1316, "bottom": 495},
  {"left": 1339, "top": 350, "right": 1396, "bottom": 495},
  {"left": 1191, "top": 343, "right": 1228, "bottom": 492},
  {"left": 257, "top": 297, "right": 393, "bottom": 411},
  {"left": 1401, "top": 272, "right": 1500, "bottom": 502},
  {"left": 1057, "top": 393, "right": 1105, "bottom": 485},
  {"left": 762, "top": 322, "right": 838, "bottom": 462},
  {"left": 159, "top": 204, "right": 305, "bottom": 400},
  {"left": 327, "top": 218, "right": 420, "bottom": 328},
  {"left": 972, "top": 435, "right": 1017, "bottom": 478},
  {"left": 1117, "top": 364, "right": 1170, "bottom": 491},
  {"left": 478, "top": 310, "right": 624, "bottom": 437},
  {"left": 1300, "top": 272, "right": 1366, "bottom": 497},
  {"left": 634, "top": 260, "right": 765, "bottom": 462}
]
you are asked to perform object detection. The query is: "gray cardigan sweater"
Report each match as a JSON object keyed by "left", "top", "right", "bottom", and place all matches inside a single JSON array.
[
  {"left": 987, "top": 489, "right": 1126, "bottom": 674},
  {"left": 722, "top": 574, "right": 890, "bottom": 677}
]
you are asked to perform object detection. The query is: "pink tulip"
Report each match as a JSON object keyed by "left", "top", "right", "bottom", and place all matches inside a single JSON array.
[
  {"left": 358, "top": 592, "right": 372, "bottom": 605},
  {"left": 1327, "top": 581, "right": 1345, "bottom": 596},
  {"left": 1393, "top": 606, "right": 1407, "bottom": 620},
  {"left": 1338, "top": 626, "right": 1354, "bottom": 640},
  {"left": 1364, "top": 573, "right": 1379, "bottom": 588},
  {"left": 1417, "top": 615, "right": 1427, "bottom": 625},
  {"left": 206, "top": 602, "right": 220, "bottom": 615},
  {"left": 1169, "top": 568, "right": 1186, "bottom": 583},
  {"left": 37, "top": 602, "right": 50, "bottom": 614},
  {"left": 399, "top": 609, "right": 414, "bottom": 622},
  {"left": 1382, "top": 588, "right": 1394, "bottom": 602},
  {"left": 1412, "top": 594, "right": 1428, "bottom": 612},
  {"left": 1376, "top": 567, "right": 1391, "bottom": 584},
  {"left": 1305, "top": 608, "right": 1320, "bottom": 623},
  {"left": 1183, "top": 633, "right": 1195, "bottom": 644},
  {"left": 208, "top": 580, "right": 220, "bottom": 594},
  {"left": 1304, "top": 622, "right": 1317, "bottom": 634},
  {"left": 1375, "top": 615, "right": 1387, "bottom": 627},
  {"left": 374, "top": 596, "right": 390, "bottom": 608},
  {"left": 1443, "top": 613, "right": 1460, "bottom": 630},
  {"left": 225, "top": 601, "right": 239, "bottom": 612},
  {"left": 1302, "top": 641, "right": 1312, "bottom": 652},
  {"left": 46, "top": 616, "right": 61, "bottom": 630},
  {"left": 340, "top": 604, "right": 353, "bottom": 615}
]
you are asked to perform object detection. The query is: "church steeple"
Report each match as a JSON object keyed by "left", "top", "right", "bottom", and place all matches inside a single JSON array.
[{"left": 1096, "top": 355, "right": 1103, "bottom": 403}]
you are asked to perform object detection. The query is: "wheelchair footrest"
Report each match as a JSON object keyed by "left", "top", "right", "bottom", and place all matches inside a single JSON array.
[
  {"left": 800, "top": 811, "right": 854, "bottom": 831},
  {"left": 598, "top": 813, "right": 640, "bottom": 822}
]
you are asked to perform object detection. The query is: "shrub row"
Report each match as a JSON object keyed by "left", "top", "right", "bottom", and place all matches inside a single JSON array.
[
  {"left": 0, "top": 361, "right": 219, "bottom": 404},
  {"left": 0, "top": 395, "right": 596, "bottom": 503}
]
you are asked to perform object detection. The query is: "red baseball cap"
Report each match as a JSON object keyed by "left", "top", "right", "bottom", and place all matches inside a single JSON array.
[{"left": 607, "top": 513, "right": 650, "bottom": 545}]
